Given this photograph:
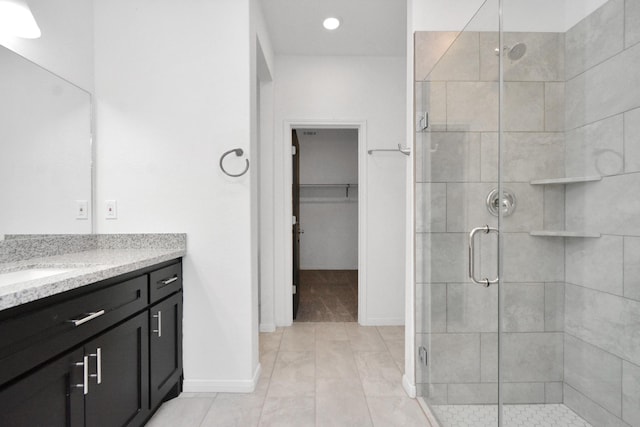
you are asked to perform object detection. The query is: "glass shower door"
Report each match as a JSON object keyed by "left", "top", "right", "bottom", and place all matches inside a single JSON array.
[
  {"left": 414, "top": 1, "right": 502, "bottom": 425},
  {"left": 498, "top": 2, "right": 567, "bottom": 425}
]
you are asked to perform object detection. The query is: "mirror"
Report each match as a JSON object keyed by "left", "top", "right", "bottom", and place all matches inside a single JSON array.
[{"left": 0, "top": 44, "right": 92, "bottom": 238}]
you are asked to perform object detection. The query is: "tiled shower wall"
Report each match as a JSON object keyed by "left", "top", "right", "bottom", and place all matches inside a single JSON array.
[
  {"left": 562, "top": 0, "right": 640, "bottom": 426},
  {"left": 415, "top": 29, "right": 567, "bottom": 405}
]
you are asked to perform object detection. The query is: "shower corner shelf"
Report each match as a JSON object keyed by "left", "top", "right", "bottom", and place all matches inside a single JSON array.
[
  {"left": 529, "top": 230, "right": 601, "bottom": 238},
  {"left": 530, "top": 175, "right": 602, "bottom": 185}
]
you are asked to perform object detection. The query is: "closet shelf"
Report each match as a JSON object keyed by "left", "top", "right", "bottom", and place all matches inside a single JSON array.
[
  {"left": 529, "top": 231, "right": 601, "bottom": 238},
  {"left": 530, "top": 176, "right": 601, "bottom": 185}
]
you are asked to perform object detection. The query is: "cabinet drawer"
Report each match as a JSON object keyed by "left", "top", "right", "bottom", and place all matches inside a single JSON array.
[
  {"left": 0, "top": 275, "right": 148, "bottom": 386},
  {"left": 149, "top": 262, "right": 182, "bottom": 303}
]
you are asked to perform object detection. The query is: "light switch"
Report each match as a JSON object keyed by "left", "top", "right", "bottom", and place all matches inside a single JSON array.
[
  {"left": 105, "top": 200, "right": 118, "bottom": 219},
  {"left": 76, "top": 200, "right": 88, "bottom": 220}
]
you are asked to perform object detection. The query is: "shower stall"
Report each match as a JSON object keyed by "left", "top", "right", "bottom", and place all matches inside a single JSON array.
[{"left": 414, "top": 0, "right": 640, "bottom": 426}]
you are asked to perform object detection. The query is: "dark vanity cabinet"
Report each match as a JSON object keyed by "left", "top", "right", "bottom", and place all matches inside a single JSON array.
[
  {"left": 0, "top": 259, "right": 183, "bottom": 427},
  {"left": 149, "top": 262, "right": 183, "bottom": 409}
]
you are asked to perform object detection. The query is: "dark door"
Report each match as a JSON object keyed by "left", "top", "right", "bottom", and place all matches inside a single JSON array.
[
  {"left": 150, "top": 291, "right": 183, "bottom": 409},
  {"left": 0, "top": 347, "right": 85, "bottom": 427},
  {"left": 85, "top": 311, "right": 149, "bottom": 427},
  {"left": 292, "top": 129, "right": 301, "bottom": 319}
]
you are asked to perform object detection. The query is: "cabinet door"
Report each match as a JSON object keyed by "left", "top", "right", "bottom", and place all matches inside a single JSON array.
[
  {"left": 149, "top": 291, "right": 183, "bottom": 409},
  {"left": 85, "top": 312, "right": 149, "bottom": 427},
  {"left": 0, "top": 347, "right": 85, "bottom": 427}
]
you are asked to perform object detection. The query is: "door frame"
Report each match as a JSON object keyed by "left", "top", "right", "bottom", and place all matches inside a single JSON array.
[
  {"left": 281, "top": 119, "right": 368, "bottom": 325},
  {"left": 291, "top": 129, "right": 301, "bottom": 319}
]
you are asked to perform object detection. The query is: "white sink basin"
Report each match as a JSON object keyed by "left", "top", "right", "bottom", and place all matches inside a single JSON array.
[{"left": 0, "top": 268, "right": 76, "bottom": 287}]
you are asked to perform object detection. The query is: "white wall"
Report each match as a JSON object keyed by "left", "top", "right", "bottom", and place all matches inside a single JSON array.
[
  {"left": 94, "top": 0, "right": 270, "bottom": 392},
  {"left": 298, "top": 129, "right": 358, "bottom": 270},
  {"left": 0, "top": 0, "right": 93, "bottom": 90},
  {"left": 250, "top": 0, "right": 276, "bottom": 364},
  {"left": 271, "top": 55, "right": 407, "bottom": 326},
  {"left": 258, "top": 77, "right": 277, "bottom": 332}
]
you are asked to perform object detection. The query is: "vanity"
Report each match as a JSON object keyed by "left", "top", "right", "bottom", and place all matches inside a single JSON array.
[{"left": 0, "top": 234, "right": 186, "bottom": 427}]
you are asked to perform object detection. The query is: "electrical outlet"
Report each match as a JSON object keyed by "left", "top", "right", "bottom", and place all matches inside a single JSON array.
[
  {"left": 105, "top": 200, "right": 118, "bottom": 219},
  {"left": 76, "top": 200, "right": 88, "bottom": 220}
]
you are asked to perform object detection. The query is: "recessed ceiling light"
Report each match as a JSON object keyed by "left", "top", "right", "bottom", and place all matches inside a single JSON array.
[{"left": 323, "top": 17, "right": 341, "bottom": 31}]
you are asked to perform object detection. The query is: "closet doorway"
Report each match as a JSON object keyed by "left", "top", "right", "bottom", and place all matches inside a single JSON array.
[{"left": 292, "top": 128, "right": 359, "bottom": 322}]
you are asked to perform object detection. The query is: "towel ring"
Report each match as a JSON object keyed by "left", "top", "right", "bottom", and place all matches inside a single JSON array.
[{"left": 220, "top": 148, "right": 250, "bottom": 177}]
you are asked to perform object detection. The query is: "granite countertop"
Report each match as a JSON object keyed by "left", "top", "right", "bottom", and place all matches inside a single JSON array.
[{"left": 0, "top": 234, "right": 186, "bottom": 312}]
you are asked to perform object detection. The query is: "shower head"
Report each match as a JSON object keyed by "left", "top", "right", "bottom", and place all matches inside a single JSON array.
[
  {"left": 507, "top": 42, "right": 527, "bottom": 60},
  {"left": 494, "top": 42, "right": 527, "bottom": 61}
]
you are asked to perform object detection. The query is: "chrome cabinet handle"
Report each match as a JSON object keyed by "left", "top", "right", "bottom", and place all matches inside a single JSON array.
[
  {"left": 161, "top": 276, "right": 178, "bottom": 286},
  {"left": 468, "top": 225, "right": 499, "bottom": 287},
  {"left": 153, "top": 311, "right": 162, "bottom": 337},
  {"left": 69, "top": 310, "right": 105, "bottom": 327},
  {"left": 73, "top": 356, "right": 89, "bottom": 395},
  {"left": 89, "top": 348, "right": 102, "bottom": 384}
]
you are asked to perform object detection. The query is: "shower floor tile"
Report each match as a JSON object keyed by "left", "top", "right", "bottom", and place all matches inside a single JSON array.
[{"left": 431, "top": 404, "right": 592, "bottom": 427}]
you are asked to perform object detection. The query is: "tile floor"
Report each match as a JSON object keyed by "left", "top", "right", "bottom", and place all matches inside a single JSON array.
[
  {"left": 432, "top": 404, "right": 593, "bottom": 427},
  {"left": 296, "top": 270, "right": 358, "bottom": 322},
  {"left": 147, "top": 322, "right": 431, "bottom": 426}
]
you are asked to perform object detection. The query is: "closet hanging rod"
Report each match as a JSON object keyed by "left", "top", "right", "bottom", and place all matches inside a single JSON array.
[
  {"left": 367, "top": 144, "right": 411, "bottom": 156},
  {"left": 299, "top": 184, "right": 358, "bottom": 187}
]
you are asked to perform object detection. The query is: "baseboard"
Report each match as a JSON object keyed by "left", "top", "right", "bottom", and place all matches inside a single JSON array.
[
  {"left": 260, "top": 323, "right": 276, "bottom": 333},
  {"left": 362, "top": 317, "right": 405, "bottom": 326},
  {"left": 402, "top": 373, "right": 417, "bottom": 398},
  {"left": 183, "top": 363, "right": 262, "bottom": 393}
]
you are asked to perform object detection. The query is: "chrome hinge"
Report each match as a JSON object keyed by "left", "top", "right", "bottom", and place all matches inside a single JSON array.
[
  {"left": 419, "top": 346, "right": 428, "bottom": 366},
  {"left": 417, "top": 112, "right": 429, "bottom": 132},
  {"left": 292, "top": 146, "right": 297, "bottom": 155},
  {"left": 292, "top": 215, "right": 297, "bottom": 225},
  {"left": 292, "top": 285, "right": 297, "bottom": 294}
]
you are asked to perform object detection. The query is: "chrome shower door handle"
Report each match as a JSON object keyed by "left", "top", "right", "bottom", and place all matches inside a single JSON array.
[{"left": 468, "top": 225, "right": 499, "bottom": 287}]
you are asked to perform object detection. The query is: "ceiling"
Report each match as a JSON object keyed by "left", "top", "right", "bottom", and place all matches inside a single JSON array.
[{"left": 260, "top": 0, "right": 407, "bottom": 57}]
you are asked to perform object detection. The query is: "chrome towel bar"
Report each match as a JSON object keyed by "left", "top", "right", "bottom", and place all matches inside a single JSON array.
[
  {"left": 220, "top": 148, "right": 250, "bottom": 177},
  {"left": 368, "top": 143, "right": 411, "bottom": 156}
]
